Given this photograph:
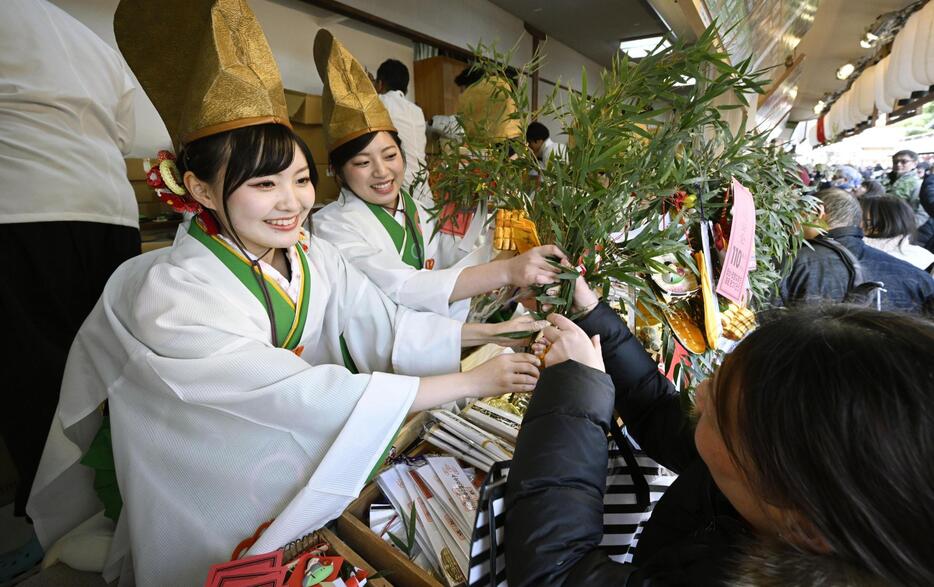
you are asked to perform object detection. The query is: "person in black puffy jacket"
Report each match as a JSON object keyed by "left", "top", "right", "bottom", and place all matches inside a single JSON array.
[
  {"left": 914, "top": 173, "right": 934, "bottom": 253},
  {"left": 505, "top": 280, "right": 934, "bottom": 586}
]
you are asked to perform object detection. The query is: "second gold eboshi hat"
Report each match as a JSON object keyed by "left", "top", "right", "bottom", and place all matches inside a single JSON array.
[
  {"left": 313, "top": 29, "right": 396, "bottom": 153},
  {"left": 457, "top": 76, "right": 522, "bottom": 141},
  {"left": 114, "top": 0, "right": 290, "bottom": 151}
]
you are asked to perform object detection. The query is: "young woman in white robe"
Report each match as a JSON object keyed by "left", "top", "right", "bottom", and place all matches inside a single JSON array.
[
  {"left": 27, "top": 124, "right": 541, "bottom": 586},
  {"left": 314, "top": 130, "right": 567, "bottom": 320}
]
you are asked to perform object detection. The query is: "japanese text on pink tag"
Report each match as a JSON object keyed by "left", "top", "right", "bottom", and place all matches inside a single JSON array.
[{"left": 716, "top": 178, "right": 756, "bottom": 304}]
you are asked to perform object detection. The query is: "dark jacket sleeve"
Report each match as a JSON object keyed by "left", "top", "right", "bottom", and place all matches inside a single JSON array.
[
  {"left": 779, "top": 256, "right": 806, "bottom": 306},
  {"left": 919, "top": 175, "right": 934, "bottom": 218},
  {"left": 505, "top": 360, "right": 637, "bottom": 586},
  {"left": 575, "top": 303, "right": 697, "bottom": 471},
  {"left": 779, "top": 248, "right": 837, "bottom": 307}
]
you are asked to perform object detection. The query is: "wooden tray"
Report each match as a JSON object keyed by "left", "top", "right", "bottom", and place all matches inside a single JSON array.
[
  {"left": 313, "top": 527, "right": 394, "bottom": 587},
  {"left": 337, "top": 481, "right": 443, "bottom": 587},
  {"left": 337, "top": 413, "right": 488, "bottom": 587}
]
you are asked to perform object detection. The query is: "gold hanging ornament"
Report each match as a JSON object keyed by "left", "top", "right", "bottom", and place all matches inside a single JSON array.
[
  {"left": 493, "top": 209, "right": 541, "bottom": 253},
  {"left": 721, "top": 304, "right": 756, "bottom": 341}
]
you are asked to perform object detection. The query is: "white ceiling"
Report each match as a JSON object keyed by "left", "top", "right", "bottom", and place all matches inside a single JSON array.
[
  {"left": 486, "top": 0, "right": 668, "bottom": 66},
  {"left": 788, "top": 0, "right": 919, "bottom": 122},
  {"left": 485, "top": 0, "right": 922, "bottom": 124}
]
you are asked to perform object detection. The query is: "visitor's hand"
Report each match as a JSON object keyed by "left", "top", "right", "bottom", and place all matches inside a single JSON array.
[
  {"left": 505, "top": 245, "right": 568, "bottom": 287},
  {"left": 569, "top": 275, "right": 600, "bottom": 316},
  {"left": 489, "top": 315, "right": 550, "bottom": 347},
  {"left": 532, "top": 313, "right": 604, "bottom": 372},
  {"left": 467, "top": 353, "right": 541, "bottom": 397}
]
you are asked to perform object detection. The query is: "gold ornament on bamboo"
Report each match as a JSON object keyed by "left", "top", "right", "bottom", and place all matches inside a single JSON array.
[
  {"left": 485, "top": 393, "right": 529, "bottom": 417},
  {"left": 493, "top": 209, "right": 541, "bottom": 253},
  {"left": 695, "top": 251, "right": 722, "bottom": 347},
  {"left": 664, "top": 307, "right": 707, "bottom": 355},
  {"left": 720, "top": 304, "right": 756, "bottom": 341}
]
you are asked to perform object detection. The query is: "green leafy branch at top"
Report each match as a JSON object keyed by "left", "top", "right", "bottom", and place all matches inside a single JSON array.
[{"left": 428, "top": 25, "right": 816, "bottom": 383}]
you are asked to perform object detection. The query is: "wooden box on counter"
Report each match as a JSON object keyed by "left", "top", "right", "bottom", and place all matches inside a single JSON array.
[
  {"left": 285, "top": 89, "right": 323, "bottom": 125},
  {"left": 335, "top": 413, "right": 447, "bottom": 587},
  {"left": 413, "top": 56, "right": 467, "bottom": 121},
  {"left": 307, "top": 527, "right": 394, "bottom": 587},
  {"left": 126, "top": 157, "right": 177, "bottom": 252},
  {"left": 337, "top": 481, "right": 442, "bottom": 587}
]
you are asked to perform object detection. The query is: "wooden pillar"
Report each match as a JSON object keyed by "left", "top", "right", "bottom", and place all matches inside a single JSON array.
[{"left": 524, "top": 22, "right": 546, "bottom": 112}]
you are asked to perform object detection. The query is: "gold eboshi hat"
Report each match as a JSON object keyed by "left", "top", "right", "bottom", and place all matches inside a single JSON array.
[
  {"left": 457, "top": 76, "right": 522, "bottom": 141},
  {"left": 114, "top": 0, "right": 291, "bottom": 151},
  {"left": 313, "top": 29, "right": 396, "bottom": 153}
]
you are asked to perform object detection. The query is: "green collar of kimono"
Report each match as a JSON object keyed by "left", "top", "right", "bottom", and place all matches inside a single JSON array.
[
  {"left": 189, "top": 219, "right": 310, "bottom": 351},
  {"left": 364, "top": 190, "right": 425, "bottom": 270}
]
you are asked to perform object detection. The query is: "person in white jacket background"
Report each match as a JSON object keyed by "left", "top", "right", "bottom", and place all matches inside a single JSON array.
[
  {"left": 0, "top": 1, "right": 142, "bottom": 579},
  {"left": 27, "top": 4, "right": 541, "bottom": 585},
  {"left": 526, "top": 121, "right": 568, "bottom": 171},
  {"left": 862, "top": 195, "right": 934, "bottom": 272},
  {"left": 375, "top": 59, "right": 433, "bottom": 206},
  {"left": 314, "top": 31, "right": 566, "bottom": 323}
]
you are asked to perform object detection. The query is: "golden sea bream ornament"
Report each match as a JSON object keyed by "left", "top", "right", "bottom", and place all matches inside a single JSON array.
[{"left": 664, "top": 307, "right": 707, "bottom": 355}]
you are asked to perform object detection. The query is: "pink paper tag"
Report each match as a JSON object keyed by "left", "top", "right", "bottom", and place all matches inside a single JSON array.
[{"left": 716, "top": 178, "right": 756, "bottom": 304}]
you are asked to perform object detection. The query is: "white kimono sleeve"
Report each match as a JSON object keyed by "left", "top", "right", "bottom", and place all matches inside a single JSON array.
[
  {"left": 319, "top": 237, "right": 463, "bottom": 377},
  {"left": 314, "top": 207, "right": 467, "bottom": 317},
  {"left": 28, "top": 237, "right": 464, "bottom": 584},
  {"left": 135, "top": 280, "right": 415, "bottom": 567}
]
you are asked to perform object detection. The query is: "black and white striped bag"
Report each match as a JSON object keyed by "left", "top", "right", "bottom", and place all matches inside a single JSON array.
[{"left": 466, "top": 423, "right": 676, "bottom": 587}]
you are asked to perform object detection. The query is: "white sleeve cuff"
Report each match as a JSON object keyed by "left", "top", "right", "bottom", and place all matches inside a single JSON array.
[{"left": 392, "top": 310, "right": 462, "bottom": 376}]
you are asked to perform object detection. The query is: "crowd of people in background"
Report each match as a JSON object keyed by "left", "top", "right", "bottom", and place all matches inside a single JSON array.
[
  {"left": 802, "top": 149, "right": 934, "bottom": 257},
  {"left": 781, "top": 148, "right": 934, "bottom": 316},
  {"left": 2, "top": 1, "right": 933, "bottom": 584}
]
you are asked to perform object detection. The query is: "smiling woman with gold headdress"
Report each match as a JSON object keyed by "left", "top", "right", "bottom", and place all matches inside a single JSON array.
[
  {"left": 312, "top": 30, "right": 567, "bottom": 323},
  {"left": 25, "top": 2, "right": 542, "bottom": 584}
]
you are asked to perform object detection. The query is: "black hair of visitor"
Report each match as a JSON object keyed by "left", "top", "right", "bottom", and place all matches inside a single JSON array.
[
  {"left": 328, "top": 130, "right": 403, "bottom": 185},
  {"left": 713, "top": 305, "right": 934, "bottom": 586},
  {"left": 859, "top": 179, "right": 886, "bottom": 198},
  {"left": 454, "top": 64, "right": 519, "bottom": 89},
  {"left": 861, "top": 195, "right": 917, "bottom": 239},
  {"left": 454, "top": 65, "right": 484, "bottom": 88},
  {"left": 177, "top": 123, "right": 318, "bottom": 346},
  {"left": 526, "top": 121, "right": 549, "bottom": 143},
  {"left": 376, "top": 59, "right": 409, "bottom": 94},
  {"left": 893, "top": 149, "right": 919, "bottom": 162}
]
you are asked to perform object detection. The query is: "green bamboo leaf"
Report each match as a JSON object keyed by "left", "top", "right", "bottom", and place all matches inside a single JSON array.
[
  {"left": 387, "top": 532, "right": 411, "bottom": 556},
  {"left": 496, "top": 330, "right": 536, "bottom": 339},
  {"left": 406, "top": 502, "right": 417, "bottom": 549},
  {"left": 535, "top": 295, "right": 566, "bottom": 305},
  {"left": 561, "top": 279, "right": 575, "bottom": 313},
  {"left": 545, "top": 258, "right": 568, "bottom": 269},
  {"left": 602, "top": 271, "right": 646, "bottom": 290}
]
